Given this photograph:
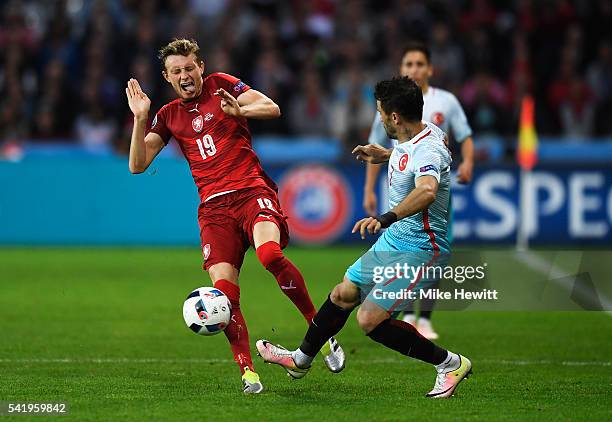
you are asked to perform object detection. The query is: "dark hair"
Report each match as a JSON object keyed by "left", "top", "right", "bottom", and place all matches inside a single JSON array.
[
  {"left": 401, "top": 41, "right": 431, "bottom": 63},
  {"left": 158, "top": 38, "right": 203, "bottom": 70},
  {"left": 374, "top": 77, "right": 423, "bottom": 122}
]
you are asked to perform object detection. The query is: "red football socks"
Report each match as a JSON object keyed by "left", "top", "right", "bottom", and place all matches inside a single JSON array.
[
  {"left": 256, "top": 241, "right": 317, "bottom": 323},
  {"left": 213, "top": 279, "right": 253, "bottom": 374}
]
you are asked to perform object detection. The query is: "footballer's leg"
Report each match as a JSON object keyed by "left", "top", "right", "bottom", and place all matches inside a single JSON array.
[
  {"left": 258, "top": 235, "right": 386, "bottom": 375},
  {"left": 251, "top": 210, "right": 346, "bottom": 373},
  {"left": 401, "top": 288, "right": 440, "bottom": 339},
  {"left": 417, "top": 190, "right": 458, "bottom": 341},
  {"left": 200, "top": 204, "right": 262, "bottom": 394},
  {"left": 416, "top": 287, "right": 439, "bottom": 340},
  {"left": 409, "top": 194, "right": 456, "bottom": 340},
  {"left": 253, "top": 219, "right": 317, "bottom": 323},
  {"left": 208, "top": 264, "right": 262, "bottom": 394},
  {"left": 401, "top": 300, "right": 417, "bottom": 326},
  {"left": 358, "top": 287, "right": 471, "bottom": 398},
  {"left": 257, "top": 278, "right": 358, "bottom": 377}
]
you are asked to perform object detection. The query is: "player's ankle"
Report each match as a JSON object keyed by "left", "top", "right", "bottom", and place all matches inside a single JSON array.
[
  {"left": 435, "top": 351, "right": 460, "bottom": 372},
  {"left": 292, "top": 348, "right": 314, "bottom": 369}
]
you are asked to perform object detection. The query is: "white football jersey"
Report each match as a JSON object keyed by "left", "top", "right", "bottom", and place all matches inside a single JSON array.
[{"left": 385, "top": 121, "right": 452, "bottom": 252}]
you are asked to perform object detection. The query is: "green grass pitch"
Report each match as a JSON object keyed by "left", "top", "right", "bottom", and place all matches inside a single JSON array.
[{"left": 1, "top": 247, "right": 611, "bottom": 421}]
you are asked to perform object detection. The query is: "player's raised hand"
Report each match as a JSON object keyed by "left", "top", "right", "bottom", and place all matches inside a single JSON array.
[
  {"left": 352, "top": 144, "right": 391, "bottom": 164},
  {"left": 352, "top": 216, "right": 382, "bottom": 239},
  {"left": 214, "top": 88, "right": 242, "bottom": 117},
  {"left": 126, "top": 78, "right": 151, "bottom": 120}
]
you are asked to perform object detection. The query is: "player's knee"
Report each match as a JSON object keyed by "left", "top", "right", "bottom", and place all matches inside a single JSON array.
[
  {"left": 356, "top": 308, "right": 386, "bottom": 334},
  {"left": 208, "top": 263, "right": 239, "bottom": 284},
  {"left": 329, "top": 285, "right": 344, "bottom": 306},
  {"left": 255, "top": 240, "right": 284, "bottom": 272},
  {"left": 212, "top": 278, "right": 240, "bottom": 309},
  {"left": 330, "top": 282, "right": 359, "bottom": 310}
]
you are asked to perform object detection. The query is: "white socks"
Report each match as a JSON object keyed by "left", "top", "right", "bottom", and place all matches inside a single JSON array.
[
  {"left": 292, "top": 348, "right": 314, "bottom": 369},
  {"left": 435, "top": 351, "right": 460, "bottom": 373}
]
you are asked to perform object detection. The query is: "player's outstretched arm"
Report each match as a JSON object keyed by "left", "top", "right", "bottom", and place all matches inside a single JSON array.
[
  {"left": 352, "top": 144, "right": 391, "bottom": 164},
  {"left": 392, "top": 175, "right": 438, "bottom": 219},
  {"left": 351, "top": 175, "right": 438, "bottom": 239},
  {"left": 126, "top": 78, "right": 164, "bottom": 174},
  {"left": 214, "top": 88, "right": 280, "bottom": 120}
]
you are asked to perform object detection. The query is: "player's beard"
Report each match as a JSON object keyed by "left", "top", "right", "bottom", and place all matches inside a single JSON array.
[{"left": 383, "top": 120, "right": 397, "bottom": 139}]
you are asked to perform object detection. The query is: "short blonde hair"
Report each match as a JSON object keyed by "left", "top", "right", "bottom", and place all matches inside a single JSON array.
[{"left": 158, "top": 38, "right": 203, "bottom": 70}]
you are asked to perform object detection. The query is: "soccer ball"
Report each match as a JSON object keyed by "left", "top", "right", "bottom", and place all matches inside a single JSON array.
[{"left": 183, "top": 287, "right": 231, "bottom": 336}]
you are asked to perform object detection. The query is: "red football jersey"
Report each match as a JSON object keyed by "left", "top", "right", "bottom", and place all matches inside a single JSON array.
[{"left": 148, "top": 72, "right": 277, "bottom": 202}]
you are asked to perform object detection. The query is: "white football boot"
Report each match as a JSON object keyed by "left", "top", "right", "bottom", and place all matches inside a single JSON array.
[
  {"left": 426, "top": 354, "right": 472, "bottom": 398},
  {"left": 241, "top": 367, "right": 263, "bottom": 394},
  {"left": 256, "top": 340, "right": 310, "bottom": 379},
  {"left": 320, "top": 337, "right": 345, "bottom": 373}
]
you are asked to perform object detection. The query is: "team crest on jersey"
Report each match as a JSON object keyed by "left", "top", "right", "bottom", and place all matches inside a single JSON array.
[
  {"left": 192, "top": 115, "right": 204, "bottom": 133},
  {"left": 432, "top": 112, "right": 445, "bottom": 126},
  {"left": 399, "top": 153, "right": 410, "bottom": 171},
  {"left": 203, "top": 243, "right": 211, "bottom": 261},
  {"left": 279, "top": 165, "right": 351, "bottom": 244}
]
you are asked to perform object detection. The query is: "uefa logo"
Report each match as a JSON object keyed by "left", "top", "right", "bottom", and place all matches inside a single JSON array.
[{"left": 279, "top": 165, "right": 352, "bottom": 244}]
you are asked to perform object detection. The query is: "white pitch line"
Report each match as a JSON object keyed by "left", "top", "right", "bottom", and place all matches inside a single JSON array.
[
  {"left": 514, "top": 250, "right": 612, "bottom": 315},
  {"left": 0, "top": 358, "right": 610, "bottom": 367},
  {"left": 493, "top": 359, "right": 611, "bottom": 367}
]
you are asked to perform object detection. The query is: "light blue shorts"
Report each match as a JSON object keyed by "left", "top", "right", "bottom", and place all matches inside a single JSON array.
[{"left": 345, "top": 231, "right": 449, "bottom": 313}]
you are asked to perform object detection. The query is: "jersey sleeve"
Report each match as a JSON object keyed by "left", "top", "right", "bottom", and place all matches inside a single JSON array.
[
  {"left": 447, "top": 94, "right": 472, "bottom": 143},
  {"left": 210, "top": 72, "right": 251, "bottom": 98},
  {"left": 412, "top": 143, "right": 444, "bottom": 182},
  {"left": 147, "top": 106, "right": 172, "bottom": 145}
]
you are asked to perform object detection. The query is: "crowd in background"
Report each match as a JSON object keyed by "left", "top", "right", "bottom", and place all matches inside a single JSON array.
[{"left": 1, "top": 0, "right": 612, "bottom": 155}]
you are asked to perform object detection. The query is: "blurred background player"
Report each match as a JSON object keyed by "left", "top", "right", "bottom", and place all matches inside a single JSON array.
[
  {"left": 126, "top": 38, "right": 344, "bottom": 394},
  {"left": 258, "top": 77, "right": 472, "bottom": 399},
  {"left": 362, "top": 42, "right": 474, "bottom": 339}
]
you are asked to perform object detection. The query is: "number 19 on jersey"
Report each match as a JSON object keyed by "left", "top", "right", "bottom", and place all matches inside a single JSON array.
[{"left": 196, "top": 134, "right": 217, "bottom": 159}]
